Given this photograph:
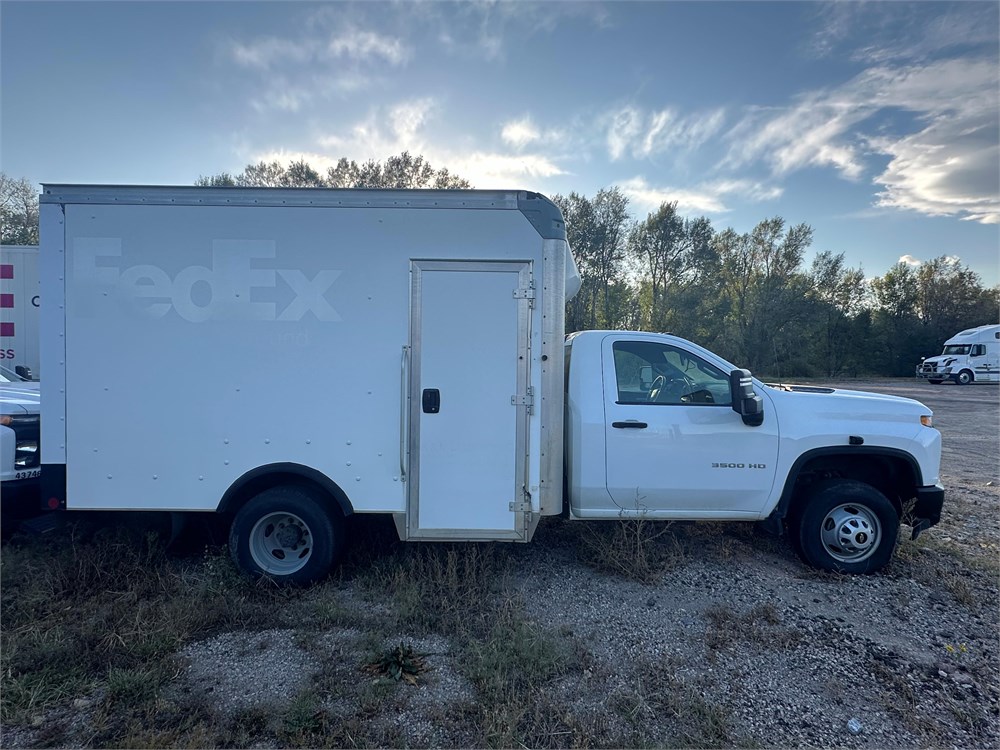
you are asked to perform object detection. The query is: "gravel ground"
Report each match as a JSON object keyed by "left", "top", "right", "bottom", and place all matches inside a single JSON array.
[{"left": 3, "top": 378, "right": 997, "bottom": 748}]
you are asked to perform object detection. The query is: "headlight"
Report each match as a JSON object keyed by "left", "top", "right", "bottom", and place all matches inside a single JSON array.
[{"left": 920, "top": 415, "right": 933, "bottom": 427}]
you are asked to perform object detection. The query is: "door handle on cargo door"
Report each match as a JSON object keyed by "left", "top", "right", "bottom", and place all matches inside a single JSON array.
[
  {"left": 422, "top": 389, "right": 440, "bottom": 414},
  {"left": 612, "top": 421, "right": 647, "bottom": 429}
]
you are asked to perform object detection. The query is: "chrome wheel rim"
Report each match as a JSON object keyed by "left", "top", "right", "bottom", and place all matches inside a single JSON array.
[
  {"left": 820, "top": 504, "right": 881, "bottom": 563},
  {"left": 249, "top": 511, "right": 312, "bottom": 575}
]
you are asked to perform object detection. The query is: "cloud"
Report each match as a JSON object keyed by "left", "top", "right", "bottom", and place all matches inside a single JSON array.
[
  {"left": 319, "top": 98, "right": 436, "bottom": 157},
  {"left": 501, "top": 118, "right": 541, "bottom": 149},
  {"left": 230, "top": 37, "right": 312, "bottom": 70},
  {"left": 724, "top": 57, "right": 1000, "bottom": 223},
  {"left": 225, "top": 19, "right": 410, "bottom": 113},
  {"left": 897, "top": 254, "right": 965, "bottom": 269},
  {"left": 447, "top": 153, "right": 567, "bottom": 188},
  {"left": 307, "top": 98, "right": 568, "bottom": 188},
  {"left": 424, "top": 1, "right": 611, "bottom": 62},
  {"left": 607, "top": 106, "right": 725, "bottom": 161},
  {"left": 327, "top": 27, "right": 409, "bottom": 65},
  {"left": 230, "top": 27, "right": 409, "bottom": 71},
  {"left": 251, "top": 149, "right": 344, "bottom": 174},
  {"left": 619, "top": 177, "right": 782, "bottom": 215},
  {"left": 810, "top": 3, "right": 998, "bottom": 64}
]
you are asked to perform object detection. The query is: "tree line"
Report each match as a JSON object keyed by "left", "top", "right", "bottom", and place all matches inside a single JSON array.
[
  {"left": 4, "top": 157, "right": 997, "bottom": 377},
  {"left": 553, "top": 188, "right": 998, "bottom": 377}
]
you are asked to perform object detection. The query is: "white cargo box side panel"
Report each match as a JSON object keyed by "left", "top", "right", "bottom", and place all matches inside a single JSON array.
[{"left": 60, "top": 200, "right": 546, "bottom": 512}]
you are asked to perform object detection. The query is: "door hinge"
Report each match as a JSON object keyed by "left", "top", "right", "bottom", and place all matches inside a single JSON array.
[
  {"left": 513, "top": 283, "right": 536, "bottom": 307},
  {"left": 509, "top": 501, "right": 532, "bottom": 513},
  {"left": 511, "top": 387, "right": 534, "bottom": 412}
]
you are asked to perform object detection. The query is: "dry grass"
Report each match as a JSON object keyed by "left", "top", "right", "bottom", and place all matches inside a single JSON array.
[{"left": 579, "top": 518, "right": 684, "bottom": 583}]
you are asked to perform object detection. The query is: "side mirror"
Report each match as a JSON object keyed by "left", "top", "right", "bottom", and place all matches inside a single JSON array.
[
  {"left": 14, "top": 365, "right": 32, "bottom": 380},
  {"left": 729, "top": 369, "right": 764, "bottom": 426}
]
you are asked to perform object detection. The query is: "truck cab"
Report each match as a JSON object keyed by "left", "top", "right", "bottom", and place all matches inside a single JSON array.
[
  {"left": 564, "top": 331, "right": 944, "bottom": 573},
  {"left": 917, "top": 324, "right": 1000, "bottom": 384}
]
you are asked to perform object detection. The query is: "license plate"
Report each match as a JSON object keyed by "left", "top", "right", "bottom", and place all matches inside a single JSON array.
[{"left": 13, "top": 468, "right": 40, "bottom": 480}]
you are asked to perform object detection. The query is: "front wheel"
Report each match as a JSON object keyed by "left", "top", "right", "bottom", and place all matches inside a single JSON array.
[
  {"left": 955, "top": 370, "right": 974, "bottom": 385},
  {"left": 796, "top": 480, "right": 898, "bottom": 574},
  {"left": 229, "top": 485, "right": 344, "bottom": 586}
]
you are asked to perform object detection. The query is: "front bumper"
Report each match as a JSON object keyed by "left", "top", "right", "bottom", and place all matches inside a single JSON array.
[
  {"left": 915, "top": 368, "right": 951, "bottom": 379},
  {"left": 909, "top": 484, "right": 945, "bottom": 540}
]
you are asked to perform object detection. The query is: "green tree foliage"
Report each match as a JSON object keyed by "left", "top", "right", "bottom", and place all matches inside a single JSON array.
[
  {"left": 552, "top": 188, "right": 632, "bottom": 332},
  {"left": 1, "top": 174, "right": 39, "bottom": 245},
  {"left": 712, "top": 218, "right": 815, "bottom": 374},
  {"left": 870, "top": 257, "right": 999, "bottom": 375},
  {"left": 196, "top": 152, "right": 471, "bottom": 190},
  {"left": 808, "top": 251, "right": 868, "bottom": 377},
  {"left": 560, "top": 190, "right": 997, "bottom": 378}
]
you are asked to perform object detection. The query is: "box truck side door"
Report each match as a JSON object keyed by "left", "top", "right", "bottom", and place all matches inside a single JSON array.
[
  {"left": 602, "top": 336, "right": 779, "bottom": 515},
  {"left": 407, "top": 260, "right": 532, "bottom": 539}
]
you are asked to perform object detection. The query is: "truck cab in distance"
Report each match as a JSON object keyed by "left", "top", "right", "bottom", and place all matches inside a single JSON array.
[{"left": 917, "top": 324, "right": 1000, "bottom": 384}]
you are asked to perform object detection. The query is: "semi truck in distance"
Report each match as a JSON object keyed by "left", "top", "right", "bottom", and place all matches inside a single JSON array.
[
  {"left": 916, "top": 324, "right": 1000, "bottom": 385},
  {"left": 39, "top": 185, "right": 944, "bottom": 584}
]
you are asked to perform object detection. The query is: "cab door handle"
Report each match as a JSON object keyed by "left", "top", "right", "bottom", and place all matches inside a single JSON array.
[
  {"left": 422, "top": 389, "right": 440, "bottom": 413},
  {"left": 612, "top": 421, "right": 647, "bottom": 429}
]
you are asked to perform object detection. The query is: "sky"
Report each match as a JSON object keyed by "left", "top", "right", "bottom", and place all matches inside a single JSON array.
[{"left": 2, "top": 1, "right": 998, "bottom": 286}]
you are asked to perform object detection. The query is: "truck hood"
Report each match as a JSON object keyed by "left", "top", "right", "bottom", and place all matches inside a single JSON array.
[
  {"left": 0, "top": 384, "right": 41, "bottom": 416},
  {"left": 764, "top": 383, "right": 931, "bottom": 419}
]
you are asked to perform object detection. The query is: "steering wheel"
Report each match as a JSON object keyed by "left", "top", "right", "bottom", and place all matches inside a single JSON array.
[
  {"left": 649, "top": 373, "right": 699, "bottom": 403},
  {"left": 647, "top": 375, "right": 666, "bottom": 402}
]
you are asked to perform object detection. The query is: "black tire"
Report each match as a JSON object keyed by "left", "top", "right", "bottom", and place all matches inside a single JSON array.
[
  {"left": 795, "top": 479, "right": 898, "bottom": 574},
  {"left": 955, "top": 370, "right": 974, "bottom": 385},
  {"left": 229, "top": 485, "right": 344, "bottom": 586},
  {"left": 927, "top": 379, "right": 943, "bottom": 385}
]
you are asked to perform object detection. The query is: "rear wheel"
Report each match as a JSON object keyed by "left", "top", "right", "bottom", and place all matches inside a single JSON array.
[
  {"left": 796, "top": 480, "right": 898, "bottom": 574},
  {"left": 927, "top": 379, "right": 943, "bottom": 385},
  {"left": 955, "top": 370, "right": 974, "bottom": 385},
  {"left": 229, "top": 485, "right": 344, "bottom": 585}
]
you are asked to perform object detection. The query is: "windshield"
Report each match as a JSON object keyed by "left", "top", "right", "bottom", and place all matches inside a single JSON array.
[
  {"left": 0, "top": 366, "right": 27, "bottom": 383},
  {"left": 942, "top": 345, "right": 971, "bottom": 355}
]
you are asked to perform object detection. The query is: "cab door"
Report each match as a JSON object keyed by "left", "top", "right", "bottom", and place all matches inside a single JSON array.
[{"left": 602, "top": 335, "right": 779, "bottom": 516}]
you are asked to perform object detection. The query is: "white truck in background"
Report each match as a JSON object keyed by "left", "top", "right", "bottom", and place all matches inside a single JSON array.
[
  {"left": 0, "top": 245, "right": 41, "bottom": 380},
  {"left": 916, "top": 324, "right": 1000, "bottom": 384},
  {"left": 1, "top": 365, "right": 41, "bottom": 511},
  {"left": 39, "top": 185, "right": 945, "bottom": 583}
]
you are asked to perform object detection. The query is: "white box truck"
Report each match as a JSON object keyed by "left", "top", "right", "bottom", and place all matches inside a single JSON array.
[
  {"left": 0, "top": 244, "right": 41, "bottom": 379},
  {"left": 40, "top": 185, "right": 945, "bottom": 582},
  {"left": 916, "top": 324, "right": 1000, "bottom": 384}
]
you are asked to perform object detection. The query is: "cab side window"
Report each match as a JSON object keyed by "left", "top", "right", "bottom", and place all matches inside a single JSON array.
[
  {"left": 971, "top": 344, "right": 985, "bottom": 357},
  {"left": 612, "top": 341, "right": 732, "bottom": 406}
]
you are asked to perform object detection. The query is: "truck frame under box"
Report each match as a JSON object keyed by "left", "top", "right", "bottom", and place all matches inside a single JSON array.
[{"left": 40, "top": 185, "right": 577, "bottom": 541}]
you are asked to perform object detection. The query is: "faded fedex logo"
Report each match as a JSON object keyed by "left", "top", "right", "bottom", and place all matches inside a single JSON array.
[{"left": 72, "top": 239, "right": 342, "bottom": 322}]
